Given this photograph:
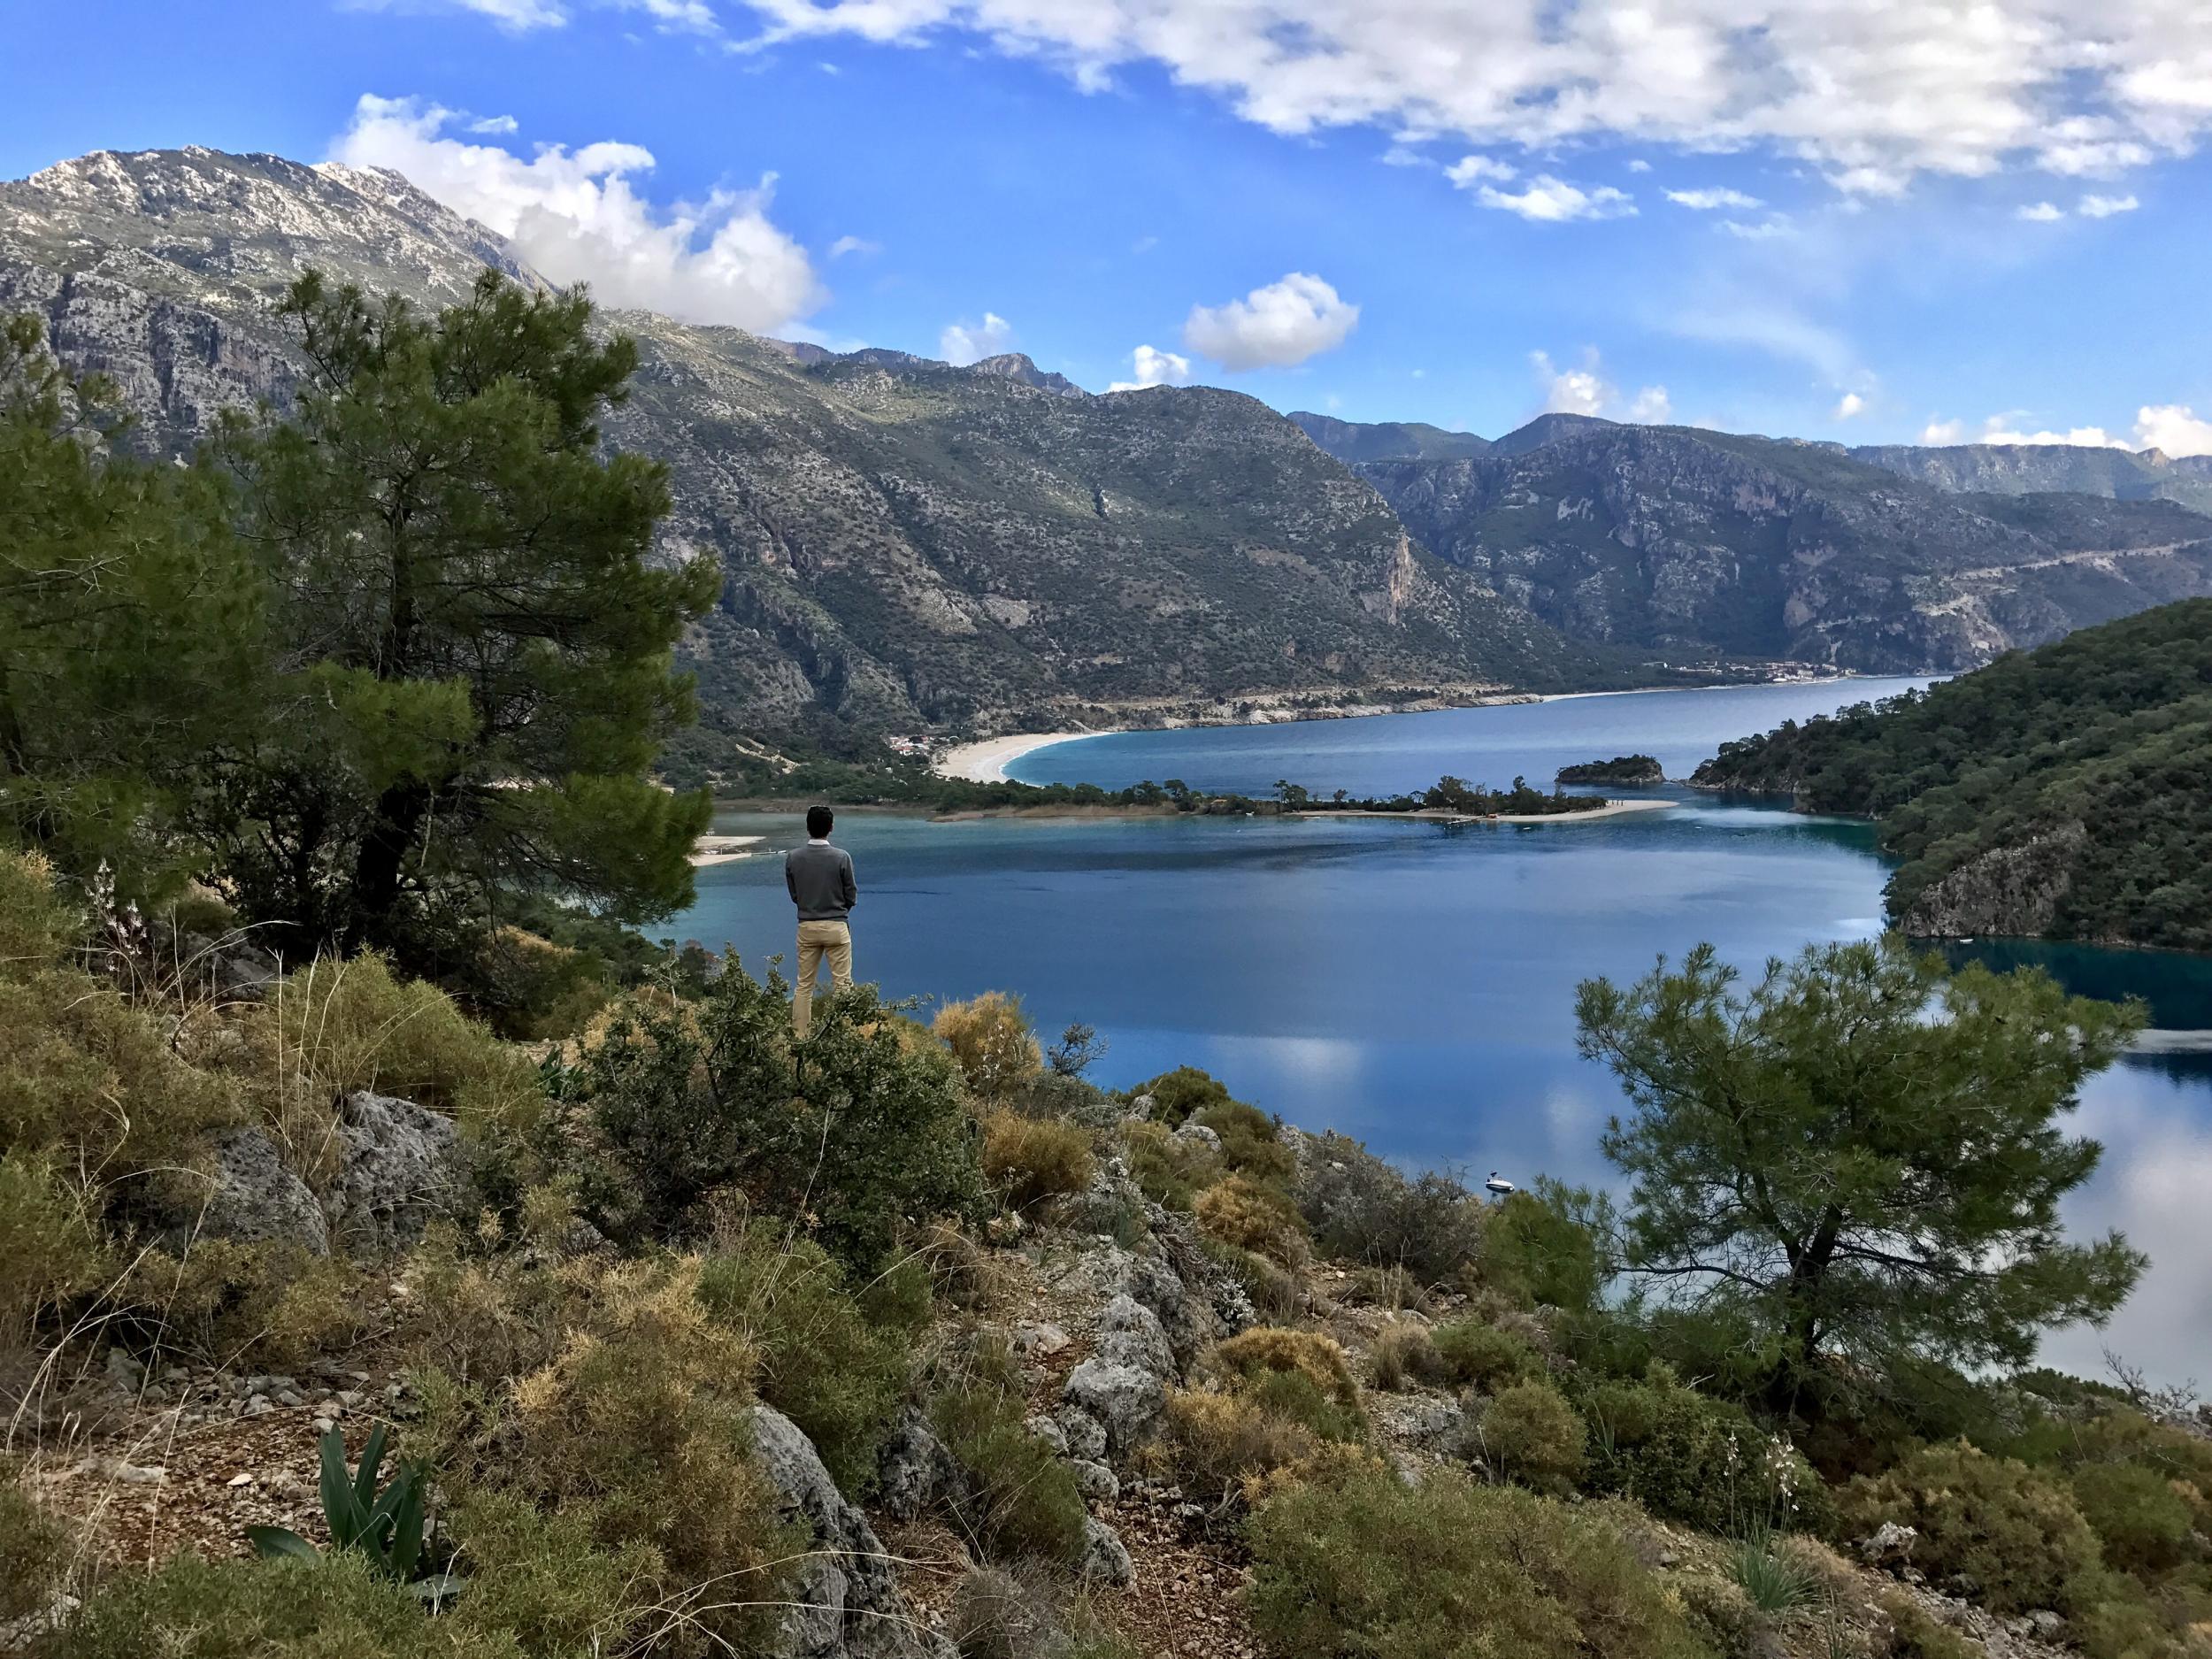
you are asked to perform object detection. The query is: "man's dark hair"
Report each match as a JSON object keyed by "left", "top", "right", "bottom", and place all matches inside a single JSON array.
[{"left": 806, "top": 804, "right": 834, "bottom": 839}]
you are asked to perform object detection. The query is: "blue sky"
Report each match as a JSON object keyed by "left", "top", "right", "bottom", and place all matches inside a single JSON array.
[{"left": 6, "top": 0, "right": 2212, "bottom": 450}]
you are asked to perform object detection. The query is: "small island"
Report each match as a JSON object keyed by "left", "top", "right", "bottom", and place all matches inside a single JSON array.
[{"left": 1555, "top": 754, "right": 1665, "bottom": 787}]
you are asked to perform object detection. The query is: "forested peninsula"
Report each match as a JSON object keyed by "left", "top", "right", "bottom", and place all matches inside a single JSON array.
[{"left": 1692, "top": 602, "right": 2212, "bottom": 951}]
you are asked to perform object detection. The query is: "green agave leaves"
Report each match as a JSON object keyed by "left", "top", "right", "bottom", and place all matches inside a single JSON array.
[{"left": 246, "top": 1425, "right": 465, "bottom": 1606}]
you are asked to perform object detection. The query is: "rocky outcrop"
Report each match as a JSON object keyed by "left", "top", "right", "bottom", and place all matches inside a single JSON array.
[
  {"left": 186, "top": 1127, "right": 330, "bottom": 1256},
  {"left": 749, "top": 1406, "right": 955, "bottom": 1659},
  {"left": 320, "top": 1090, "right": 466, "bottom": 1255},
  {"left": 1898, "top": 824, "right": 2088, "bottom": 940}
]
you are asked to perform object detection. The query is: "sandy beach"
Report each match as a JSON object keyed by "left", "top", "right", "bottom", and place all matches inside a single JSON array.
[
  {"left": 933, "top": 729, "right": 1120, "bottom": 783},
  {"left": 689, "top": 833, "right": 764, "bottom": 867}
]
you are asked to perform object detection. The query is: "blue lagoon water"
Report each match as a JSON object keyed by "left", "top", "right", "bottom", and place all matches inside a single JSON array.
[{"left": 674, "top": 680, "right": 2212, "bottom": 1379}]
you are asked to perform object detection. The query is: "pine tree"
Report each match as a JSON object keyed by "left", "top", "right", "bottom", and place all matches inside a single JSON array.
[
  {"left": 205, "top": 270, "right": 719, "bottom": 968},
  {"left": 1577, "top": 936, "right": 2145, "bottom": 1410}
]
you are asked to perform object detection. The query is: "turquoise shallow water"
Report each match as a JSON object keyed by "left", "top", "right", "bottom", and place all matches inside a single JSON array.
[{"left": 676, "top": 680, "right": 2212, "bottom": 1380}]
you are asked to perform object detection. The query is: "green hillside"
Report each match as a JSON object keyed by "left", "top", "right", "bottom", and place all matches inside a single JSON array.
[{"left": 1692, "top": 601, "right": 2212, "bottom": 949}]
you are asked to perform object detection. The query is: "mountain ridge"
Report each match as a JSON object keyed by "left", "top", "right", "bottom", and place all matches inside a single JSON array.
[{"left": 0, "top": 146, "right": 1630, "bottom": 763}]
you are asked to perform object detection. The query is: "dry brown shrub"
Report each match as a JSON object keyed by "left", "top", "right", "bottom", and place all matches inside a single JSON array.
[
  {"left": 979, "top": 1111, "right": 1095, "bottom": 1212},
  {"left": 1370, "top": 1320, "right": 1445, "bottom": 1392},
  {"left": 1210, "top": 1326, "right": 1360, "bottom": 1409},
  {"left": 933, "top": 993, "right": 1043, "bottom": 1102},
  {"left": 1194, "top": 1175, "right": 1309, "bottom": 1268}
]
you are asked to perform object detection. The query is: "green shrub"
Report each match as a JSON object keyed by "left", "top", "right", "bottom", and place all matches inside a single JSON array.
[
  {"left": 1370, "top": 1320, "right": 1445, "bottom": 1392},
  {"left": 1432, "top": 1318, "right": 1544, "bottom": 1392},
  {"left": 2070, "top": 1463, "right": 2197, "bottom": 1577},
  {"left": 1, "top": 1457, "right": 66, "bottom": 1623},
  {"left": 1164, "top": 1387, "right": 1325, "bottom": 1500},
  {"left": 1246, "top": 1467, "right": 1710, "bottom": 1659},
  {"left": 54, "top": 1552, "right": 520, "bottom": 1659},
  {"left": 933, "top": 992, "right": 1044, "bottom": 1102},
  {"left": 0, "top": 1150, "right": 111, "bottom": 1333},
  {"left": 1296, "top": 1131, "right": 1486, "bottom": 1284},
  {"left": 1195, "top": 1175, "right": 1309, "bottom": 1268},
  {"left": 695, "top": 1225, "right": 918, "bottom": 1494},
  {"left": 1878, "top": 1590, "right": 1981, "bottom": 1659},
  {"left": 1481, "top": 1182, "right": 1608, "bottom": 1312},
  {"left": 444, "top": 1492, "right": 657, "bottom": 1657},
  {"left": 1133, "top": 1066, "right": 1233, "bottom": 1127},
  {"left": 1473, "top": 1380, "right": 1587, "bottom": 1494},
  {"left": 567, "top": 969, "right": 987, "bottom": 1269},
  {"left": 1192, "top": 1101, "right": 1294, "bottom": 1186},
  {"left": 1724, "top": 1535, "right": 1817, "bottom": 1615},
  {"left": 1123, "top": 1120, "right": 1219, "bottom": 1210},
  {"left": 931, "top": 1371, "right": 1088, "bottom": 1567},
  {"left": 1673, "top": 1573, "right": 1760, "bottom": 1659},
  {"left": 1579, "top": 1370, "right": 1827, "bottom": 1537},
  {"left": 949, "top": 1565, "right": 1140, "bottom": 1659},
  {"left": 1201, "top": 1237, "right": 1304, "bottom": 1321},
  {"left": 265, "top": 952, "right": 543, "bottom": 1141},
  {"left": 980, "top": 1111, "right": 1095, "bottom": 1211},
  {"left": 2070, "top": 1592, "right": 2192, "bottom": 1659},
  {"left": 1839, "top": 1442, "right": 2101, "bottom": 1615},
  {"left": 1210, "top": 1327, "right": 1360, "bottom": 1411},
  {"left": 495, "top": 1260, "right": 801, "bottom": 1654}
]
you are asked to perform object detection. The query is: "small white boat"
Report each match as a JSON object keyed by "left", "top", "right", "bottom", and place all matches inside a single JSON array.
[{"left": 1484, "top": 1171, "right": 1516, "bottom": 1197}]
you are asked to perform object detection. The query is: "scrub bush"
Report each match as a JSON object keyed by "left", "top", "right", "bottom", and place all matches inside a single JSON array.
[
  {"left": 979, "top": 1112, "right": 1095, "bottom": 1212},
  {"left": 1210, "top": 1327, "right": 1360, "bottom": 1411},
  {"left": 1123, "top": 1121, "right": 1218, "bottom": 1211},
  {"left": 1580, "top": 1369, "right": 1828, "bottom": 1537},
  {"left": 1369, "top": 1320, "right": 1446, "bottom": 1392},
  {"left": 931, "top": 1360, "right": 1088, "bottom": 1566},
  {"left": 695, "top": 1225, "right": 920, "bottom": 1493},
  {"left": 1192, "top": 1100, "right": 1294, "bottom": 1186},
  {"left": 1839, "top": 1443, "right": 2100, "bottom": 1616},
  {"left": 1, "top": 1458, "right": 66, "bottom": 1624},
  {"left": 1472, "top": 1379, "right": 1588, "bottom": 1494},
  {"left": 1432, "top": 1318, "right": 1545, "bottom": 1392},
  {"left": 52, "top": 1553, "right": 521, "bottom": 1659},
  {"left": 1246, "top": 1467, "right": 1711, "bottom": 1659},
  {"left": 2069, "top": 1463, "right": 2197, "bottom": 1577},
  {"left": 567, "top": 968, "right": 986, "bottom": 1270},
  {"left": 1296, "top": 1131, "right": 1487, "bottom": 1284},
  {"left": 934, "top": 992, "right": 1043, "bottom": 1102},
  {"left": 1133, "top": 1066, "right": 1234, "bottom": 1127},
  {"left": 1195, "top": 1175, "right": 1308, "bottom": 1268}
]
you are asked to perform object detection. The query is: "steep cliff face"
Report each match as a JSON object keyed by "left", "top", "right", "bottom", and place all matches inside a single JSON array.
[
  {"left": 1850, "top": 441, "right": 2212, "bottom": 515},
  {"left": 1896, "top": 825, "right": 2089, "bottom": 940},
  {"left": 0, "top": 146, "right": 1610, "bottom": 750},
  {"left": 1355, "top": 426, "right": 2212, "bottom": 672}
]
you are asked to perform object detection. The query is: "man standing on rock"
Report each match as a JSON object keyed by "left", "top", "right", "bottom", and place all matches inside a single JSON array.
[{"left": 786, "top": 804, "right": 857, "bottom": 1039}]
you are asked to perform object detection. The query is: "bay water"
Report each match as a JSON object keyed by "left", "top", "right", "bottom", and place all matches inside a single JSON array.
[{"left": 677, "top": 680, "right": 2212, "bottom": 1379}]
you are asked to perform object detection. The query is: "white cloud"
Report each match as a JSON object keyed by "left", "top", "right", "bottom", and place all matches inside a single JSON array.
[
  {"left": 1107, "top": 343, "right": 1194, "bottom": 392},
  {"left": 467, "top": 113, "right": 520, "bottom": 134},
  {"left": 350, "top": 0, "right": 568, "bottom": 29},
  {"left": 1833, "top": 391, "right": 1865, "bottom": 419},
  {"left": 1182, "top": 272, "right": 1358, "bottom": 370},
  {"left": 731, "top": 0, "right": 2212, "bottom": 190},
  {"left": 2136, "top": 404, "right": 2212, "bottom": 457},
  {"left": 1717, "top": 215, "right": 1793, "bottom": 239},
  {"left": 827, "top": 234, "right": 880, "bottom": 258},
  {"left": 2016, "top": 200, "right": 2065, "bottom": 220},
  {"left": 1532, "top": 349, "right": 1665, "bottom": 424},
  {"left": 939, "top": 311, "right": 1014, "bottom": 364},
  {"left": 2078, "top": 192, "right": 2139, "bottom": 217},
  {"left": 1920, "top": 411, "right": 2127, "bottom": 448},
  {"left": 1445, "top": 153, "right": 1516, "bottom": 185},
  {"left": 1625, "top": 158, "right": 1653, "bottom": 173},
  {"left": 330, "top": 95, "right": 821, "bottom": 330},
  {"left": 1921, "top": 418, "right": 1967, "bottom": 444},
  {"left": 1664, "top": 187, "right": 1763, "bottom": 210},
  {"left": 1469, "top": 173, "right": 1635, "bottom": 222}
]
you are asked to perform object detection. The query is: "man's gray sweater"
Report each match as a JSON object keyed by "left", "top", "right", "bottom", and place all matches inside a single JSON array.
[{"left": 785, "top": 841, "right": 858, "bottom": 921}]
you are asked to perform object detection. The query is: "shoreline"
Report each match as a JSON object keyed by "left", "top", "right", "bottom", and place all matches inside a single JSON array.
[
  {"left": 931, "top": 670, "right": 1890, "bottom": 784},
  {"left": 1294, "top": 797, "right": 1676, "bottom": 826},
  {"left": 689, "top": 833, "right": 764, "bottom": 867}
]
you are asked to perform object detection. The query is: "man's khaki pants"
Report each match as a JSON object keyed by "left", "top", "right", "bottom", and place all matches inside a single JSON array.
[{"left": 792, "top": 919, "right": 853, "bottom": 1038}]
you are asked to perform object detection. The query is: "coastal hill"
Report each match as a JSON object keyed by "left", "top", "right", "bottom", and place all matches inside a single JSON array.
[
  {"left": 1691, "top": 599, "right": 2212, "bottom": 950},
  {"left": 0, "top": 146, "right": 1618, "bottom": 764},
  {"left": 1310, "top": 416, "right": 2212, "bottom": 674}
]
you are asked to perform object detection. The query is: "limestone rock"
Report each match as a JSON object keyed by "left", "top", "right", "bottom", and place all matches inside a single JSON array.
[
  {"left": 1079, "top": 1517, "right": 1133, "bottom": 1587},
  {"left": 321, "top": 1091, "right": 465, "bottom": 1255},
  {"left": 1094, "top": 1294, "right": 1175, "bottom": 1379},
  {"left": 1061, "top": 1358, "right": 1164, "bottom": 1457},
  {"left": 1054, "top": 1405, "right": 1109, "bottom": 1463},
  {"left": 749, "top": 1406, "right": 953, "bottom": 1659},
  {"left": 192, "top": 1127, "right": 330, "bottom": 1255},
  {"left": 874, "top": 1408, "right": 956, "bottom": 1525}
]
